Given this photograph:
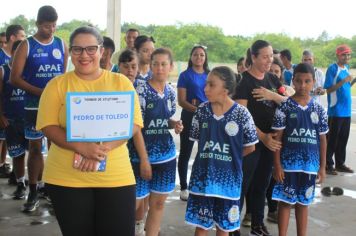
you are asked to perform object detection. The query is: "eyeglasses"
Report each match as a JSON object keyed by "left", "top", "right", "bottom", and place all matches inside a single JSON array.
[{"left": 70, "top": 45, "right": 101, "bottom": 55}]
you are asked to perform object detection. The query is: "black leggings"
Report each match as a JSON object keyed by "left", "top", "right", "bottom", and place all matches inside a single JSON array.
[{"left": 47, "top": 184, "right": 136, "bottom": 236}]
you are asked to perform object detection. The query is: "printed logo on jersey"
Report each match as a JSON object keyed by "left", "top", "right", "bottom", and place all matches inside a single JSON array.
[
  {"left": 147, "top": 103, "right": 154, "bottom": 109},
  {"left": 290, "top": 113, "right": 297, "bottom": 119},
  {"left": 310, "top": 112, "right": 319, "bottom": 124},
  {"left": 225, "top": 121, "right": 239, "bottom": 136},
  {"left": 52, "top": 48, "right": 62, "bottom": 60},
  {"left": 202, "top": 122, "right": 208, "bottom": 128},
  {"left": 228, "top": 205, "right": 239, "bottom": 223},
  {"left": 305, "top": 186, "right": 314, "bottom": 199}
]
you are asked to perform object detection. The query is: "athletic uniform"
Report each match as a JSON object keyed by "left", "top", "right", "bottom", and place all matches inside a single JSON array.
[
  {"left": 22, "top": 36, "right": 65, "bottom": 139},
  {"left": 271, "top": 98, "right": 328, "bottom": 205},
  {"left": 185, "top": 102, "right": 258, "bottom": 232},
  {"left": 0, "top": 48, "right": 11, "bottom": 65},
  {"left": 177, "top": 67, "right": 209, "bottom": 191},
  {"left": 129, "top": 81, "right": 177, "bottom": 199},
  {"left": 136, "top": 70, "right": 152, "bottom": 83},
  {"left": 324, "top": 63, "right": 352, "bottom": 169},
  {"left": 0, "top": 64, "right": 26, "bottom": 157}
]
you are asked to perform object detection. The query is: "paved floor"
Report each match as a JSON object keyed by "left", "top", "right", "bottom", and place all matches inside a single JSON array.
[{"left": 1, "top": 123, "right": 356, "bottom": 236}]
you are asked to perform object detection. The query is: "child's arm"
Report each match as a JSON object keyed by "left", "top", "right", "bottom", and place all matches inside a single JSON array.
[
  {"left": 317, "top": 134, "right": 327, "bottom": 183},
  {"left": 0, "top": 68, "right": 9, "bottom": 129},
  {"left": 242, "top": 145, "right": 255, "bottom": 157},
  {"left": 273, "top": 130, "right": 284, "bottom": 183},
  {"left": 133, "top": 128, "right": 152, "bottom": 180},
  {"left": 169, "top": 119, "right": 183, "bottom": 134}
]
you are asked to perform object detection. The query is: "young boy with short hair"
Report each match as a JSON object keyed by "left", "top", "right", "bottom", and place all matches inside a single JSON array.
[{"left": 272, "top": 63, "right": 328, "bottom": 236}]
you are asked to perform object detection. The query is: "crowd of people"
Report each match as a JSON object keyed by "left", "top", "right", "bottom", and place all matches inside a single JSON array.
[{"left": 0, "top": 4, "right": 355, "bottom": 236}]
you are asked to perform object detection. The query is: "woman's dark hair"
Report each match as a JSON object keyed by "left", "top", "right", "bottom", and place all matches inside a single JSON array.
[
  {"left": 293, "top": 63, "right": 315, "bottom": 80},
  {"left": 37, "top": 5, "right": 58, "bottom": 24},
  {"left": 187, "top": 45, "right": 210, "bottom": 73},
  {"left": 134, "top": 35, "right": 155, "bottom": 51},
  {"left": 69, "top": 26, "right": 103, "bottom": 48},
  {"left": 151, "top": 48, "right": 174, "bottom": 65},
  {"left": 272, "top": 56, "right": 285, "bottom": 83},
  {"left": 250, "top": 40, "right": 271, "bottom": 56},
  {"left": 210, "top": 66, "right": 236, "bottom": 95},
  {"left": 245, "top": 48, "right": 252, "bottom": 68},
  {"left": 118, "top": 49, "right": 138, "bottom": 64}
]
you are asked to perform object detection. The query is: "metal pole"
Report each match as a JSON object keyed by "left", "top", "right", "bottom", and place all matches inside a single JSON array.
[{"left": 107, "top": 0, "right": 121, "bottom": 50}]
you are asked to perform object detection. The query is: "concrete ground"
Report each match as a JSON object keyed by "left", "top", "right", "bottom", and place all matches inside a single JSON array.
[{"left": 1, "top": 121, "right": 356, "bottom": 236}]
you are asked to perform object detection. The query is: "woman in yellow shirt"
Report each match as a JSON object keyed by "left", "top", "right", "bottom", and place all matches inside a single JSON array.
[{"left": 36, "top": 26, "right": 148, "bottom": 236}]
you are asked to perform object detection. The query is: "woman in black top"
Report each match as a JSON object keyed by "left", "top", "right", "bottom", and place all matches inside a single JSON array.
[{"left": 232, "top": 40, "right": 285, "bottom": 236}]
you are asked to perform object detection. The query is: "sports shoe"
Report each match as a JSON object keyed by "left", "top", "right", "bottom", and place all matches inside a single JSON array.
[
  {"left": 326, "top": 166, "right": 338, "bottom": 175},
  {"left": 242, "top": 213, "right": 251, "bottom": 227},
  {"left": 267, "top": 211, "right": 278, "bottom": 223},
  {"left": 0, "top": 163, "right": 11, "bottom": 178},
  {"left": 180, "top": 189, "right": 189, "bottom": 201},
  {"left": 23, "top": 191, "right": 40, "bottom": 212},
  {"left": 8, "top": 171, "right": 17, "bottom": 185},
  {"left": 229, "top": 230, "right": 241, "bottom": 236},
  {"left": 335, "top": 165, "right": 354, "bottom": 173},
  {"left": 250, "top": 224, "right": 272, "bottom": 236},
  {"left": 38, "top": 186, "right": 51, "bottom": 202},
  {"left": 13, "top": 182, "right": 26, "bottom": 200},
  {"left": 135, "top": 220, "right": 145, "bottom": 236}
]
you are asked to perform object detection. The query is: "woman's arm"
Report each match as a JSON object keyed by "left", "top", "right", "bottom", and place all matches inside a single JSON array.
[
  {"left": 42, "top": 125, "right": 108, "bottom": 161},
  {"left": 252, "top": 87, "right": 288, "bottom": 105},
  {"left": 178, "top": 88, "right": 197, "bottom": 113}
]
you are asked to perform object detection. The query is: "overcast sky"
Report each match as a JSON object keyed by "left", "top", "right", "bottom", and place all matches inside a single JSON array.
[{"left": 0, "top": 0, "right": 354, "bottom": 39}]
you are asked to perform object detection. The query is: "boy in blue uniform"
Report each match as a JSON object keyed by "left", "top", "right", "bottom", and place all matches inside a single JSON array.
[
  {"left": 0, "top": 25, "right": 26, "bottom": 178},
  {"left": 0, "top": 40, "right": 26, "bottom": 199},
  {"left": 272, "top": 63, "right": 328, "bottom": 236},
  {"left": 185, "top": 66, "right": 258, "bottom": 236},
  {"left": 129, "top": 48, "right": 183, "bottom": 235},
  {"left": 10, "top": 5, "right": 68, "bottom": 212}
]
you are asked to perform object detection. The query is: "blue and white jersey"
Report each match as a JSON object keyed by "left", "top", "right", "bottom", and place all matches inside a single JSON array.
[
  {"left": 130, "top": 81, "right": 176, "bottom": 164},
  {"left": 111, "top": 64, "right": 119, "bottom": 73},
  {"left": 188, "top": 102, "right": 258, "bottom": 200},
  {"left": 22, "top": 36, "right": 65, "bottom": 109},
  {"left": 136, "top": 70, "right": 152, "bottom": 83},
  {"left": 272, "top": 98, "right": 329, "bottom": 174},
  {"left": 324, "top": 63, "right": 352, "bottom": 117},
  {"left": 1, "top": 64, "right": 25, "bottom": 119},
  {"left": 0, "top": 48, "right": 11, "bottom": 65},
  {"left": 283, "top": 66, "right": 295, "bottom": 86}
]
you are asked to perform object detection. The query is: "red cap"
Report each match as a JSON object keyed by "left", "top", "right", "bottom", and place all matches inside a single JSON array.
[{"left": 336, "top": 44, "right": 352, "bottom": 55}]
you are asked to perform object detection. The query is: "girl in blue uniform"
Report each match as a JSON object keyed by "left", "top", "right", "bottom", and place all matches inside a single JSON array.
[
  {"left": 130, "top": 48, "right": 183, "bottom": 236},
  {"left": 185, "top": 66, "right": 258, "bottom": 236}
]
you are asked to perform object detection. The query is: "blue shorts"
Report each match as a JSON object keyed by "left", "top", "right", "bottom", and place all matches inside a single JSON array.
[
  {"left": 272, "top": 172, "right": 316, "bottom": 205},
  {"left": 0, "top": 128, "right": 5, "bottom": 140},
  {"left": 185, "top": 194, "right": 240, "bottom": 232},
  {"left": 132, "top": 158, "right": 176, "bottom": 199},
  {"left": 24, "top": 109, "right": 43, "bottom": 140},
  {"left": 5, "top": 119, "right": 27, "bottom": 158}
]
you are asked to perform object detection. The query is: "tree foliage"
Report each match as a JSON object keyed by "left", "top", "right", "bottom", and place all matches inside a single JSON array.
[{"left": 2, "top": 15, "right": 356, "bottom": 67}]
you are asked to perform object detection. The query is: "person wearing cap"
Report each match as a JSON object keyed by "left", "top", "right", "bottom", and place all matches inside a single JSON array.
[
  {"left": 302, "top": 50, "right": 325, "bottom": 105},
  {"left": 324, "top": 44, "right": 354, "bottom": 175}
]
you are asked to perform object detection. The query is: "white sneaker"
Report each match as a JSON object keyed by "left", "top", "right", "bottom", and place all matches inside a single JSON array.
[
  {"left": 135, "top": 220, "right": 144, "bottom": 236},
  {"left": 180, "top": 189, "right": 189, "bottom": 201}
]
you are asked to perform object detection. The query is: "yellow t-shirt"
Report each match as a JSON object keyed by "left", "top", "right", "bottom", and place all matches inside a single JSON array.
[{"left": 36, "top": 70, "right": 143, "bottom": 188}]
